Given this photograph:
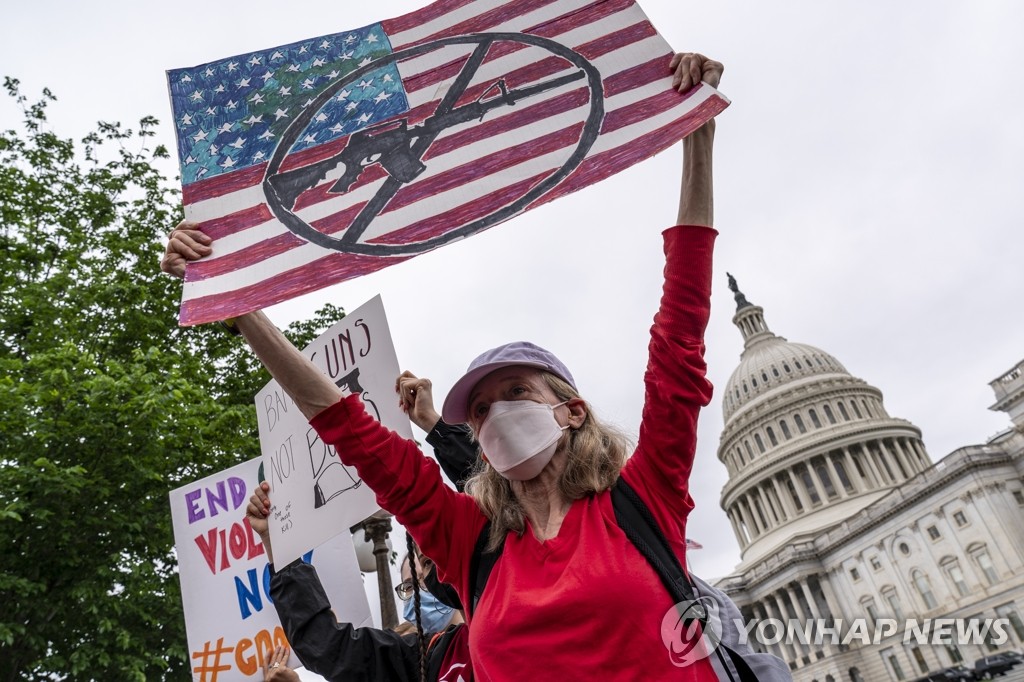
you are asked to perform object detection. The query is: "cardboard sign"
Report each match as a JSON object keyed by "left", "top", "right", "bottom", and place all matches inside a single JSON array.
[
  {"left": 255, "top": 294, "right": 411, "bottom": 566},
  {"left": 167, "top": 0, "right": 729, "bottom": 325},
  {"left": 170, "top": 457, "right": 371, "bottom": 681}
]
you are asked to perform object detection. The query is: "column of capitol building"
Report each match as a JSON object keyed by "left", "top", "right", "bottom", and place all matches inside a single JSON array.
[{"left": 711, "top": 277, "right": 1024, "bottom": 682}]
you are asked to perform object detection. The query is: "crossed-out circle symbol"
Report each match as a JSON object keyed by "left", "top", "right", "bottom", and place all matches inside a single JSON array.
[{"left": 263, "top": 32, "right": 605, "bottom": 256}]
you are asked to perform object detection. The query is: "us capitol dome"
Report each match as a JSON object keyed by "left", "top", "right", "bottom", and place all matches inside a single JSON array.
[
  {"left": 712, "top": 276, "right": 1024, "bottom": 682},
  {"left": 718, "top": 274, "right": 929, "bottom": 564}
]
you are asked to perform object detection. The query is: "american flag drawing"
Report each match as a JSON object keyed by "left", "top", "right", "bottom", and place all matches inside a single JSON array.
[{"left": 168, "top": 0, "right": 730, "bottom": 326}]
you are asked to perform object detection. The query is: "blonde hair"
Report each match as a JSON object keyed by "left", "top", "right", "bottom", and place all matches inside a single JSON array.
[{"left": 463, "top": 372, "right": 631, "bottom": 551}]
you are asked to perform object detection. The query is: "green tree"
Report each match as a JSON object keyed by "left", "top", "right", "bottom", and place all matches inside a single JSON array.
[{"left": 0, "top": 79, "right": 344, "bottom": 681}]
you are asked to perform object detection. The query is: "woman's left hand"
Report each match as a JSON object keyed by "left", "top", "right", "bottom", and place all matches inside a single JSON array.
[{"left": 670, "top": 52, "right": 724, "bottom": 92}]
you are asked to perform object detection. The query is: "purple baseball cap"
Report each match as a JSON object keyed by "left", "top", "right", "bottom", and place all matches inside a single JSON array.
[{"left": 441, "top": 341, "right": 577, "bottom": 424}]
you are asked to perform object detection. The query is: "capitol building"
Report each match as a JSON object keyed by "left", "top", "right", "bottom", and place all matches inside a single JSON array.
[{"left": 714, "top": 279, "right": 1024, "bottom": 681}]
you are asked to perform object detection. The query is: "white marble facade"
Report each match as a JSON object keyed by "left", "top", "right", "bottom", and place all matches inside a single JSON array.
[{"left": 713, "top": 283, "right": 1024, "bottom": 682}]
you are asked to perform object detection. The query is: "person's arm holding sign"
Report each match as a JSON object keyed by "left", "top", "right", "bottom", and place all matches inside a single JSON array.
[
  {"left": 244, "top": 483, "right": 422, "bottom": 682},
  {"left": 618, "top": 52, "right": 722, "bottom": 563},
  {"left": 166, "top": 241, "right": 345, "bottom": 419}
]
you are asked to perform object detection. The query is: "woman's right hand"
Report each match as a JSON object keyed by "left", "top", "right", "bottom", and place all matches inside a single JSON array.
[{"left": 161, "top": 220, "right": 212, "bottom": 279}]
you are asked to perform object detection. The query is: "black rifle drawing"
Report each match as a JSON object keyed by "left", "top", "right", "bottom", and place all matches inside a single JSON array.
[{"left": 263, "top": 33, "right": 604, "bottom": 256}]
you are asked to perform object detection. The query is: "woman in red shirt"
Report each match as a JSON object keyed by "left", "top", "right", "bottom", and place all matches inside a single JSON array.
[{"left": 165, "top": 52, "right": 724, "bottom": 680}]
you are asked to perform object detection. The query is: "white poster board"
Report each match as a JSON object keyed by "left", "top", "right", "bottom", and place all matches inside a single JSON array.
[
  {"left": 255, "top": 294, "right": 412, "bottom": 566},
  {"left": 170, "top": 457, "right": 371, "bottom": 681}
]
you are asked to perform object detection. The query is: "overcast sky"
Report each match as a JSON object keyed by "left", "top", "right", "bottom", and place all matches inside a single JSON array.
[{"left": 4, "top": 0, "right": 1022, "bottom": 627}]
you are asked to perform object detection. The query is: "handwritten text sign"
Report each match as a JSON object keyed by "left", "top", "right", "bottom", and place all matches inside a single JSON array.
[
  {"left": 255, "top": 294, "right": 411, "bottom": 566},
  {"left": 171, "top": 457, "right": 370, "bottom": 681}
]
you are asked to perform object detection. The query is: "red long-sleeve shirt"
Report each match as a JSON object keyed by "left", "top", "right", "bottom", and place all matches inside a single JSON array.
[{"left": 312, "top": 225, "right": 717, "bottom": 680}]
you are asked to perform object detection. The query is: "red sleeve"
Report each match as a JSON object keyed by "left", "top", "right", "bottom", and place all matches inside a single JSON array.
[
  {"left": 620, "top": 224, "right": 716, "bottom": 562},
  {"left": 309, "top": 394, "right": 486, "bottom": 591}
]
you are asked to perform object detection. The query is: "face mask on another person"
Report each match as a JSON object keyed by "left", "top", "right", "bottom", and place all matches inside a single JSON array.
[
  {"left": 403, "top": 587, "right": 456, "bottom": 633},
  {"left": 478, "top": 400, "right": 568, "bottom": 481}
]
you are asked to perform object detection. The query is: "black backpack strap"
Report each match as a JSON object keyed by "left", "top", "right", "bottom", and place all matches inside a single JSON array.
[
  {"left": 612, "top": 477, "right": 761, "bottom": 682},
  {"left": 468, "top": 520, "right": 504, "bottom": 618},
  {"left": 611, "top": 477, "right": 698, "bottom": 609}
]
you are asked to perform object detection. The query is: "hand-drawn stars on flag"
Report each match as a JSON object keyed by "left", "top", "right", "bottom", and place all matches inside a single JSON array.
[{"left": 169, "top": 23, "right": 409, "bottom": 186}]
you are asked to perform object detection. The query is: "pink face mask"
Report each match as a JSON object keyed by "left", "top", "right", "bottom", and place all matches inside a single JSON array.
[{"left": 478, "top": 400, "right": 568, "bottom": 481}]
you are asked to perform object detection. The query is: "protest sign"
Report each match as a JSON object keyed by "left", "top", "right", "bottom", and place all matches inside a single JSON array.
[
  {"left": 167, "top": 0, "right": 730, "bottom": 325},
  {"left": 255, "top": 294, "right": 411, "bottom": 567},
  {"left": 170, "top": 457, "right": 371, "bottom": 682}
]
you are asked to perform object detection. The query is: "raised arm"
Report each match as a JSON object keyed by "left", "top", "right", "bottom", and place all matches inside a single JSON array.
[
  {"left": 670, "top": 52, "right": 721, "bottom": 227},
  {"left": 619, "top": 53, "right": 722, "bottom": 547},
  {"left": 246, "top": 484, "right": 421, "bottom": 682},
  {"left": 161, "top": 223, "right": 341, "bottom": 419},
  {"left": 162, "top": 226, "right": 485, "bottom": 590},
  {"left": 397, "top": 371, "right": 479, "bottom": 491}
]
